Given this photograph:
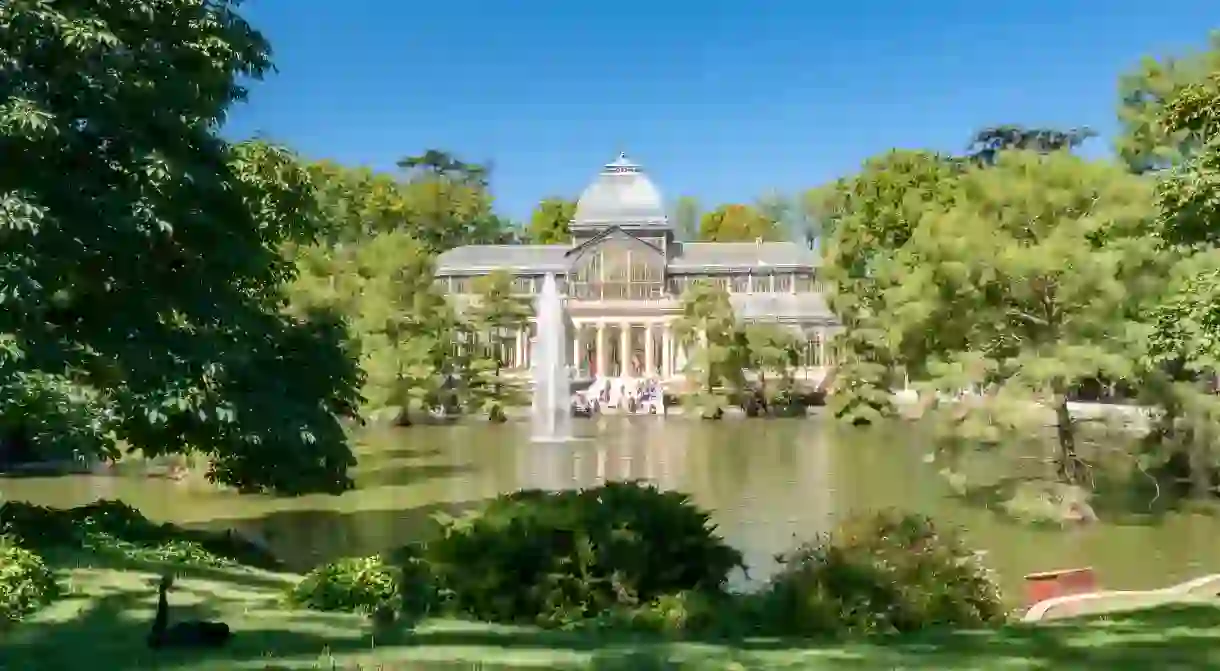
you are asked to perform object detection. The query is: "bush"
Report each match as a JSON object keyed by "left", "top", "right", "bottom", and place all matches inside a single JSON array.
[
  {"left": 0, "top": 535, "right": 60, "bottom": 624},
  {"left": 425, "top": 481, "right": 745, "bottom": 627},
  {"left": 0, "top": 500, "right": 282, "bottom": 569},
  {"left": 287, "top": 555, "right": 402, "bottom": 614},
  {"left": 758, "top": 510, "right": 1005, "bottom": 637}
]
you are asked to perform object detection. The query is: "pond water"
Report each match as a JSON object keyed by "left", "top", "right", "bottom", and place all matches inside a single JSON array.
[{"left": 2, "top": 417, "right": 1217, "bottom": 599}]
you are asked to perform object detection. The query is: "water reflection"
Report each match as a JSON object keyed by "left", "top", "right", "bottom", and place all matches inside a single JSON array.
[{"left": 2, "top": 418, "right": 1217, "bottom": 596}]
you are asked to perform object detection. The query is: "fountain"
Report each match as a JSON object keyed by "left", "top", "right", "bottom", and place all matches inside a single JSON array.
[{"left": 530, "top": 273, "right": 573, "bottom": 442}]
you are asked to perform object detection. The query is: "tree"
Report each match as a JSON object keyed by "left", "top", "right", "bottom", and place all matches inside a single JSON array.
[
  {"left": 306, "top": 155, "right": 514, "bottom": 250},
  {"left": 755, "top": 191, "right": 793, "bottom": 237},
  {"left": 0, "top": 0, "right": 362, "bottom": 493},
  {"left": 287, "top": 232, "right": 459, "bottom": 427},
  {"left": 821, "top": 150, "right": 962, "bottom": 424},
  {"left": 465, "top": 271, "right": 533, "bottom": 421},
  {"left": 525, "top": 197, "right": 577, "bottom": 244},
  {"left": 397, "top": 149, "right": 490, "bottom": 187},
  {"left": 890, "top": 151, "right": 1156, "bottom": 484},
  {"left": 671, "top": 196, "right": 701, "bottom": 241},
  {"left": 1138, "top": 64, "right": 1220, "bottom": 498},
  {"left": 964, "top": 125, "right": 1096, "bottom": 166},
  {"left": 673, "top": 282, "right": 744, "bottom": 418},
  {"left": 1115, "top": 31, "right": 1220, "bottom": 173},
  {"left": 697, "top": 204, "right": 783, "bottom": 242},
  {"left": 1154, "top": 68, "right": 1220, "bottom": 248},
  {"left": 743, "top": 323, "right": 799, "bottom": 408},
  {"left": 795, "top": 184, "right": 838, "bottom": 247}
]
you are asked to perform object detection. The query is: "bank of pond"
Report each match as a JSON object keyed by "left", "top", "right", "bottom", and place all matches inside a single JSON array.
[
  {"left": 1, "top": 483, "right": 1216, "bottom": 670},
  {"left": 0, "top": 482, "right": 999, "bottom": 637}
]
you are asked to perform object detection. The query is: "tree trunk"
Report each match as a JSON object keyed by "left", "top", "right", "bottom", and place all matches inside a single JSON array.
[{"left": 1052, "top": 394, "right": 1081, "bottom": 484}]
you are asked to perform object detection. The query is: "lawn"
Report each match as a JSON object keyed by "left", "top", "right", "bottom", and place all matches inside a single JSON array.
[{"left": 2, "top": 557, "right": 1219, "bottom": 671}]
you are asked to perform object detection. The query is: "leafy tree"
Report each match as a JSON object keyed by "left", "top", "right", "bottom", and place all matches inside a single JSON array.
[
  {"left": 307, "top": 151, "right": 512, "bottom": 250},
  {"left": 525, "top": 197, "right": 577, "bottom": 244},
  {"left": 795, "top": 184, "right": 838, "bottom": 247},
  {"left": 398, "top": 149, "right": 491, "bottom": 187},
  {"left": 305, "top": 161, "right": 413, "bottom": 242},
  {"left": 1116, "top": 31, "right": 1220, "bottom": 174},
  {"left": 821, "top": 151, "right": 961, "bottom": 423},
  {"left": 464, "top": 271, "right": 533, "bottom": 421},
  {"left": 697, "top": 204, "right": 782, "bottom": 242},
  {"left": 0, "top": 0, "right": 362, "bottom": 493},
  {"left": 673, "top": 282, "right": 744, "bottom": 418},
  {"left": 671, "top": 196, "right": 702, "bottom": 242},
  {"left": 287, "top": 233, "right": 460, "bottom": 426},
  {"left": 1154, "top": 68, "right": 1220, "bottom": 248},
  {"left": 964, "top": 125, "right": 1096, "bottom": 166},
  {"left": 892, "top": 152, "right": 1155, "bottom": 484},
  {"left": 755, "top": 191, "right": 794, "bottom": 236},
  {"left": 742, "top": 323, "right": 799, "bottom": 405},
  {"left": 1138, "top": 65, "right": 1220, "bottom": 498}
]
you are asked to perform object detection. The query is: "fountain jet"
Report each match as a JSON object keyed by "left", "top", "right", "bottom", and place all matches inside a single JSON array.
[{"left": 530, "top": 273, "right": 573, "bottom": 442}]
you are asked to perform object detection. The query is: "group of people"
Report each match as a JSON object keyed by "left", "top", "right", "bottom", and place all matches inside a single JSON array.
[{"left": 574, "top": 377, "right": 666, "bottom": 416}]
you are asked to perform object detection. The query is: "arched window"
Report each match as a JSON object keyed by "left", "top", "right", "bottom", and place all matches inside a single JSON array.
[{"left": 568, "top": 237, "right": 664, "bottom": 300}]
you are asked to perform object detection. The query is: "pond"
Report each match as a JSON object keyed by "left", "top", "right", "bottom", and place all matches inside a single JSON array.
[{"left": 2, "top": 416, "right": 1217, "bottom": 599}]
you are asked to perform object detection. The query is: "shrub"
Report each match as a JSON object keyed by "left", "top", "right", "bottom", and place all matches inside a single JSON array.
[
  {"left": 758, "top": 510, "right": 1005, "bottom": 637},
  {"left": 0, "top": 535, "right": 60, "bottom": 624},
  {"left": 385, "top": 541, "right": 439, "bottom": 618},
  {"left": 424, "top": 481, "right": 745, "bottom": 626},
  {"left": 0, "top": 500, "right": 281, "bottom": 569},
  {"left": 287, "top": 555, "right": 402, "bottom": 614}
]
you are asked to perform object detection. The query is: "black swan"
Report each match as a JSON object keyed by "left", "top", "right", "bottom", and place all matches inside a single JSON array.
[{"left": 146, "top": 574, "right": 232, "bottom": 649}]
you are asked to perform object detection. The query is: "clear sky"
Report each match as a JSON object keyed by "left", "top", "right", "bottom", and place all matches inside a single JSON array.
[{"left": 224, "top": 1, "right": 1217, "bottom": 221}]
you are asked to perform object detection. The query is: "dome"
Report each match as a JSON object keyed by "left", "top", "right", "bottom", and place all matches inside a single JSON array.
[{"left": 572, "top": 153, "right": 669, "bottom": 229}]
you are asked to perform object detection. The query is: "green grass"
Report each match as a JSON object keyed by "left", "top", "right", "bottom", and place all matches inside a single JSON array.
[{"left": 2, "top": 556, "right": 1219, "bottom": 671}]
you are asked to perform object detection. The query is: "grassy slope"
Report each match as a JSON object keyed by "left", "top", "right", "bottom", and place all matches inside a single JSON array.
[{"left": 2, "top": 559, "right": 1219, "bottom": 671}]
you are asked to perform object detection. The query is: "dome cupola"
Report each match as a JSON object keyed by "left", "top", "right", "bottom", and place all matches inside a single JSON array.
[{"left": 571, "top": 153, "right": 670, "bottom": 232}]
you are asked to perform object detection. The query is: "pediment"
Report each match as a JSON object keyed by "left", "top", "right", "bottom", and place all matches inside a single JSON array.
[{"left": 565, "top": 226, "right": 664, "bottom": 265}]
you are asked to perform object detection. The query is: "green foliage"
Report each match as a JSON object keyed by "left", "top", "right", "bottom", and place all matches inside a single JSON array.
[
  {"left": 964, "top": 125, "right": 1096, "bottom": 166},
  {"left": 424, "top": 482, "right": 744, "bottom": 627},
  {"left": 1116, "top": 31, "right": 1220, "bottom": 173},
  {"left": 670, "top": 196, "right": 702, "bottom": 242},
  {"left": 462, "top": 271, "right": 533, "bottom": 418},
  {"left": 0, "top": 0, "right": 363, "bottom": 494},
  {"left": 828, "top": 327, "right": 898, "bottom": 426},
  {"left": 1155, "top": 69, "right": 1220, "bottom": 248},
  {"left": 287, "top": 232, "right": 463, "bottom": 423},
  {"left": 308, "top": 152, "right": 513, "bottom": 250},
  {"left": 0, "top": 500, "right": 281, "bottom": 569},
  {"left": 758, "top": 510, "right": 1005, "bottom": 637},
  {"left": 287, "top": 555, "right": 402, "bottom": 615},
  {"left": 822, "top": 151, "right": 961, "bottom": 424},
  {"left": 674, "top": 282, "right": 745, "bottom": 417},
  {"left": 526, "top": 197, "right": 577, "bottom": 244},
  {"left": 0, "top": 535, "right": 59, "bottom": 625},
  {"left": 697, "top": 204, "right": 782, "bottom": 242}
]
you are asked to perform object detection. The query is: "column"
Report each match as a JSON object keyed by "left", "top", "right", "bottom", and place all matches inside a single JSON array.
[
  {"left": 595, "top": 322, "right": 607, "bottom": 378},
  {"left": 644, "top": 322, "right": 655, "bottom": 378},
  {"left": 817, "top": 329, "right": 826, "bottom": 368},
  {"left": 571, "top": 321, "right": 582, "bottom": 373},
  {"left": 619, "top": 321, "right": 631, "bottom": 377},
  {"left": 514, "top": 329, "right": 525, "bottom": 369},
  {"left": 662, "top": 324, "right": 673, "bottom": 379}
]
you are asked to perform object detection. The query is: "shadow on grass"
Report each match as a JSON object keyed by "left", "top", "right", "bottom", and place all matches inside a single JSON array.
[
  {"left": 395, "top": 604, "right": 1220, "bottom": 670},
  {"left": 0, "top": 576, "right": 391, "bottom": 671},
  {"left": 4, "top": 590, "right": 1218, "bottom": 671}
]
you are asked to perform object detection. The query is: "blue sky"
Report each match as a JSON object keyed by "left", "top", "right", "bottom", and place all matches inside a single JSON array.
[{"left": 225, "top": 1, "right": 1217, "bottom": 221}]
